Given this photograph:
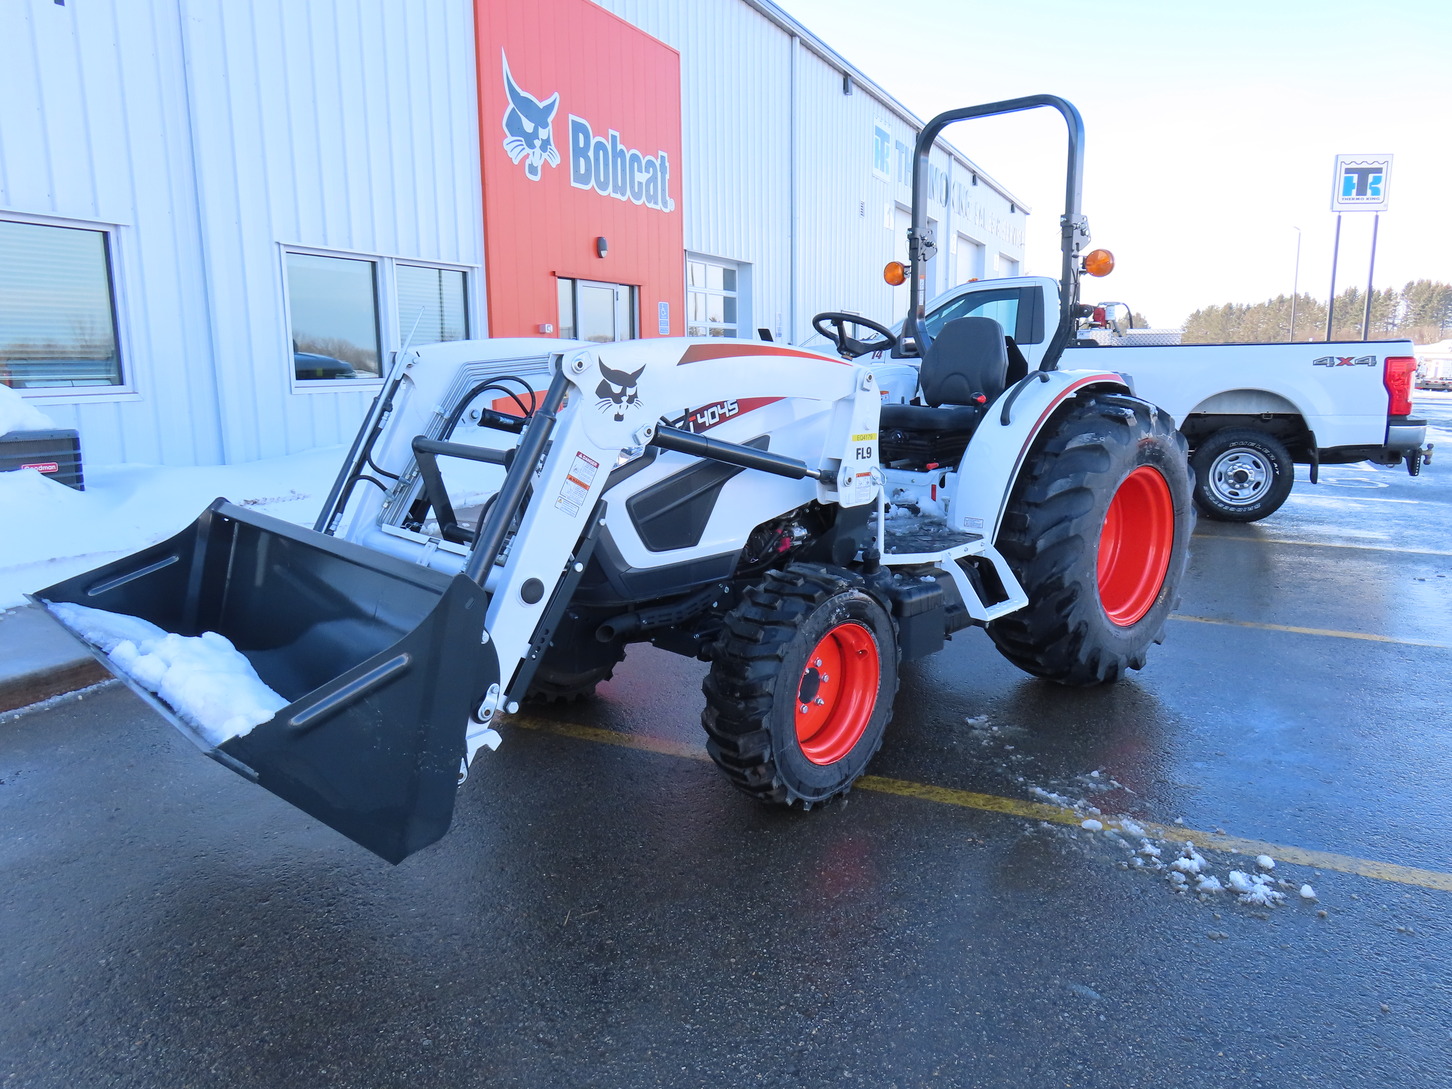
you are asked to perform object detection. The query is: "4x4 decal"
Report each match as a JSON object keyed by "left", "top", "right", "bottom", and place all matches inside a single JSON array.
[{"left": 1311, "top": 355, "right": 1376, "bottom": 367}]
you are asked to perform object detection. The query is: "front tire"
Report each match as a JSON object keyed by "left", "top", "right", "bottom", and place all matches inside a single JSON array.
[
  {"left": 525, "top": 641, "right": 627, "bottom": 703},
  {"left": 1190, "top": 428, "right": 1294, "bottom": 522},
  {"left": 702, "top": 564, "right": 898, "bottom": 807},
  {"left": 987, "top": 393, "right": 1192, "bottom": 686}
]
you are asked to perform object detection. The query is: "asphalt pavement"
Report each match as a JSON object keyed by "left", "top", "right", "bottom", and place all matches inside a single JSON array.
[{"left": 2, "top": 397, "right": 1449, "bottom": 1088}]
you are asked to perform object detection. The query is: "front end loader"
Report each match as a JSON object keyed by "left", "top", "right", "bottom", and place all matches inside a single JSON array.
[{"left": 33, "top": 96, "right": 1192, "bottom": 863}]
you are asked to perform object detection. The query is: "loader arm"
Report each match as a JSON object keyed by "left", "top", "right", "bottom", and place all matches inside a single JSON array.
[
  {"left": 35, "top": 339, "right": 883, "bottom": 864},
  {"left": 461, "top": 342, "right": 884, "bottom": 717}
]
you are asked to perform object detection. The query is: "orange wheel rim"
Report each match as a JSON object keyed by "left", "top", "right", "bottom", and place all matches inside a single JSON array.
[
  {"left": 1098, "top": 466, "right": 1174, "bottom": 626},
  {"left": 795, "top": 621, "right": 879, "bottom": 765}
]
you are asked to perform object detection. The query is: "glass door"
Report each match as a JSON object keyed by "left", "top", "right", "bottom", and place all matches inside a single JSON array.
[{"left": 558, "top": 278, "right": 637, "bottom": 342}]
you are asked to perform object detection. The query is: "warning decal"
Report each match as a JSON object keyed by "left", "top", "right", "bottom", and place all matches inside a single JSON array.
[{"left": 555, "top": 450, "right": 600, "bottom": 516}]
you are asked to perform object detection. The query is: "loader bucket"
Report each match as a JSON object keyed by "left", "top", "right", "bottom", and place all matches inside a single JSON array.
[{"left": 30, "top": 499, "right": 497, "bottom": 864}]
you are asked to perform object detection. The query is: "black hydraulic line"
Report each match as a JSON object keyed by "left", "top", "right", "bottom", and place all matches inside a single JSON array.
[
  {"left": 462, "top": 367, "right": 571, "bottom": 586},
  {"left": 650, "top": 424, "right": 823, "bottom": 481},
  {"left": 439, "top": 375, "right": 537, "bottom": 441},
  {"left": 314, "top": 359, "right": 408, "bottom": 534}
]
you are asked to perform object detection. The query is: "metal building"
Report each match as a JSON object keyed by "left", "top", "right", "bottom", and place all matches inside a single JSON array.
[{"left": 0, "top": 0, "right": 1026, "bottom": 469}]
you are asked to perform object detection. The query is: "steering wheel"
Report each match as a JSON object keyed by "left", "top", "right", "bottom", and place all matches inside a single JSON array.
[{"left": 811, "top": 312, "right": 898, "bottom": 359}]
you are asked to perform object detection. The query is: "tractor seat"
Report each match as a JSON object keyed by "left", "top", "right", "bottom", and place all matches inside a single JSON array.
[{"left": 879, "top": 315, "right": 1011, "bottom": 434}]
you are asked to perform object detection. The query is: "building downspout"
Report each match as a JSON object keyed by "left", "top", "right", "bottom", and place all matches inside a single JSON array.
[
  {"left": 788, "top": 34, "right": 801, "bottom": 343},
  {"left": 173, "top": 0, "right": 228, "bottom": 464}
]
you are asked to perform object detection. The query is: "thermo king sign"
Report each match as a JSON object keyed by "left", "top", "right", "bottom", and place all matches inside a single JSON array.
[{"left": 1331, "top": 154, "right": 1392, "bottom": 212}]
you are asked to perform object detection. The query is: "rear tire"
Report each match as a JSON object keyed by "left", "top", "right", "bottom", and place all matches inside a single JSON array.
[
  {"left": 987, "top": 393, "right": 1192, "bottom": 686},
  {"left": 1190, "top": 428, "right": 1294, "bottom": 522},
  {"left": 702, "top": 563, "right": 898, "bottom": 806}
]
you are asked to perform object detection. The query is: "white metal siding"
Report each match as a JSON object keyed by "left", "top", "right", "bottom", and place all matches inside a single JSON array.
[
  {"left": 0, "top": 0, "right": 222, "bottom": 465},
  {"left": 599, "top": 0, "right": 793, "bottom": 338},
  {"left": 178, "top": 0, "right": 483, "bottom": 463},
  {"left": 4, "top": 0, "right": 1028, "bottom": 468},
  {"left": 1, "top": 0, "right": 481, "bottom": 467},
  {"left": 594, "top": 0, "right": 1026, "bottom": 343}
]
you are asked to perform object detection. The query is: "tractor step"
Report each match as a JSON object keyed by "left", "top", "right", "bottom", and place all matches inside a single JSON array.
[
  {"left": 883, "top": 520, "right": 982, "bottom": 557},
  {"left": 879, "top": 515, "right": 1026, "bottom": 625}
]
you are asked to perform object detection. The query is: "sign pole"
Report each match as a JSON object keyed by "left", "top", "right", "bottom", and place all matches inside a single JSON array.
[
  {"left": 1361, "top": 213, "right": 1380, "bottom": 341},
  {"left": 1289, "top": 226, "right": 1301, "bottom": 341},
  {"left": 1325, "top": 215, "right": 1341, "bottom": 341}
]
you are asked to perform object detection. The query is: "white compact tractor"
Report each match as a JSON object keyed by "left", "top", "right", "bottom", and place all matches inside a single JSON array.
[{"left": 36, "top": 96, "right": 1192, "bottom": 862}]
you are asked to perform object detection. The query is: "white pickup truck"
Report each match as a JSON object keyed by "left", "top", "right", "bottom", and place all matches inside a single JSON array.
[{"left": 899, "top": 276, "right": 1433, "bottom": 522}]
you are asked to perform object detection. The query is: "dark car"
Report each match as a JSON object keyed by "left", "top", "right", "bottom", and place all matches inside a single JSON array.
[{"left": 293, "top": 350, "right": 357, "bottom": 381}]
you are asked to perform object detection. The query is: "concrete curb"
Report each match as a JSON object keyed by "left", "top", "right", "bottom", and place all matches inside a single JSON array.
[{"left": 0, "top": 604, "right": 110, "bottom": 715}]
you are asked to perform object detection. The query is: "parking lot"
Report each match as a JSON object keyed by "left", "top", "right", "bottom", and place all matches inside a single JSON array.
[{"left": 2, "top": 396, "right": 1449, "bottom": 1089}]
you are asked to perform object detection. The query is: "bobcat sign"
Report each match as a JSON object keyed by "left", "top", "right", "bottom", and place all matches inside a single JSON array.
[
  {"left": 477, "top": 0, "right": 684, "bottom": 339},
  {"left": 568, "top": 115, "right": 674, "bottom": 212},
  {"left": 500, "top": 51, "right": 674, "bottom": 213}
]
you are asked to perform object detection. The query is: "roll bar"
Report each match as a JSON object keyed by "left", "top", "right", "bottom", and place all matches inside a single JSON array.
[{"left": 905, "top": 95, "right": 1088, "bottom": 372}]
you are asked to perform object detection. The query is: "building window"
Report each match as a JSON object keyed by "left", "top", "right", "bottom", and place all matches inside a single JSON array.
[
  {"left": 686, "top": 258, "right": 738, "bottom": 337},
  {"left": 0, "top": 219, "right": 123, "bottom": 389},
  {"left": 286, "top": 250, "right": 472, "bottom": 383},
  {"left": 397, "top": 264, "right": 468, "bottom": 347},
  {"left": 287, "top": 252, "right": 381, "bottom": 381}
]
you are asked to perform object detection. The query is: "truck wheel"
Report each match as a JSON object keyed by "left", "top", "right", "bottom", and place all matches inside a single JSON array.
[
  {"left": 1190, "top": 428, "right": 1294, "bottom": 522},
  {"left": 988, "top": 394, "right": 1192, "bottom": 686},
  {"left": 702, "top": 563, "right": 898, "bottom": 807}
]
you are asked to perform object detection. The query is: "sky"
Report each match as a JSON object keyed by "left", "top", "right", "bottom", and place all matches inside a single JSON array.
[{"left": 776, "top": 0, "right": 1450, "bottom": 328}]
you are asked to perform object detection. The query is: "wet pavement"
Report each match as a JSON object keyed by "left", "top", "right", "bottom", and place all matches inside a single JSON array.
[{"left": 2, "top": 397, "right": 1449, "bottom": 1088}]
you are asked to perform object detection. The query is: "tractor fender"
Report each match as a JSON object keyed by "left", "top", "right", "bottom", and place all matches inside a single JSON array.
[{"left": 944, "top": 369, "right": 1133, "bottom": 541}]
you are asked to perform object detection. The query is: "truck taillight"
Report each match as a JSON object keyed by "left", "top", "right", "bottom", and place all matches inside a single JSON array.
[{"left": 1384, "top": 356, "right": 1415, "bottom": 416}]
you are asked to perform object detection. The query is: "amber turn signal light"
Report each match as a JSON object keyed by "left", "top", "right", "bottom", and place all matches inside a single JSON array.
[
  {"left": 883, "top": 261, "right": 907, "bottom": 286},
  {"left": 1083, "top": 249, "right": 1115, "bottom": 277}
]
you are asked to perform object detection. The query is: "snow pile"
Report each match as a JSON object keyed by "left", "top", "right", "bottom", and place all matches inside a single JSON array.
[
  {"left": 0, "top": 444, "right": 343, "bottom": 609},
  {"left": 46, "top": 601, "right": 287, "bottom": 746},
  {"left": 0, "top": 384, "right": 57, "bottom": 434},
  {"left": 952, "top": 711, "right": 1330, "bottom": 913},
  {"left": 1227, "top": 869, "right": 1287, "bottom": 907}
]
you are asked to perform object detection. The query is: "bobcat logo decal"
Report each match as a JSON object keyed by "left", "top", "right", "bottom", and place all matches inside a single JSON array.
[
  {"left": 596, "top": 363, "right": 645, "bottom": 422},
  {"left": 501, "top": 52, "right": 560, "bottom": 181}
]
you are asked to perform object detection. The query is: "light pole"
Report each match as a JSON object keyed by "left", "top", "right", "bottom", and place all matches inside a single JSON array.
[{"left": 1289, "top": 226, "right": 1301, "bottom": 342}]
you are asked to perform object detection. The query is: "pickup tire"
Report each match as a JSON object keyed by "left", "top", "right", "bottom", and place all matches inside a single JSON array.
[
  {"left": 988, "top": 394, "right": 1192, "bottom": 686},
  {"left": 702, "top": 563, "right": 897, "bottom": 807},
  {"left": 1190, "top": 428, "right": 1294, "bottom": 522}
]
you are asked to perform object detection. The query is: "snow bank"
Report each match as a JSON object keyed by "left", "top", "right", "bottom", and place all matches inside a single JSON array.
[
  {"left": 0, "top": 444, "right": 343, "bottom": 609},
  {"left": 0, "top": 384, "right": 56, "bottom": 434},
  {"left": 46, "top": 601, "right": 287, "bottom": 747}
]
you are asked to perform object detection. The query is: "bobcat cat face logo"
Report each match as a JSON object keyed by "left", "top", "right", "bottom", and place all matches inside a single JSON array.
[
  {"left": 501, "top": 52, "right": 560, "bottom": 181},
  {"left": 596, "top": 363, "right": 645, "bottom": 422}
]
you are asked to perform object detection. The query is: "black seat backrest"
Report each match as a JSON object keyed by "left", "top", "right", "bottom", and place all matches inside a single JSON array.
[{"left": 919, "top": 316, "right": 1010, "bottom": 407}]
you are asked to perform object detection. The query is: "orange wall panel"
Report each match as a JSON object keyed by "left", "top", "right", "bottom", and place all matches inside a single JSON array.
[{"left": 476, "top": 0, "right": 684, "bottom": 338}]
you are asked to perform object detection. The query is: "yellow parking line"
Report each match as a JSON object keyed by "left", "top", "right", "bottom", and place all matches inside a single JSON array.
[
  {"left": 1170, "top": 613, "right": 1451, "bottom": 650},
  {"left": 1192, "top": 533, "right": 1452, "bottom": 558},
  {"left": 510, "top": 718, "right": 1452, "bottom": 893}
]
